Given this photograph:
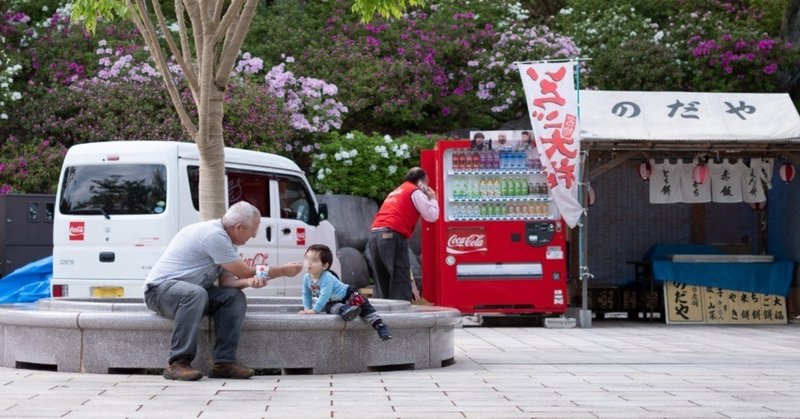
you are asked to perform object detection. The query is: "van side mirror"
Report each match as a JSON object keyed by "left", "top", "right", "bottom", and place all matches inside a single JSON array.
[{"left": 318, "top": 203, "right": 328, "bottom": 222}]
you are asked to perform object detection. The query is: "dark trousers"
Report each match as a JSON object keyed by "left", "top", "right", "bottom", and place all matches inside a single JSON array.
[
  {"left": 367, "top": 229, "right": 413, "bottom": 301},
  {"left": 144, "top": 280, "right": 247, "bottom": 365},
  {"left": 322, "top": 284, "right": 382, "bottom": 326}
]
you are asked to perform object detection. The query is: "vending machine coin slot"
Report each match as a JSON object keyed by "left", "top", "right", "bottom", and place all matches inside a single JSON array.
[{"left": 526, "top": 222, "right": 555, "bottom": 247}]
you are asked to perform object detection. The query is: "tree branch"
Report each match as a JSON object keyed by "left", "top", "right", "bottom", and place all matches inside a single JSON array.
[
  {"left": 222, "top": 13, "right": 238, "bottom": 57},
  {"left": 213, "top": 0, "right": 225, "bottom": 23},
  {"left": 175, "top": 0, "right": 191, "bottom": 62},
  {"left": 183, "top": 0, "right": 205, "bottom": 84},
  {"left": 215, "top": 0, "right": 258, "bottom": 87},
  {"left": 128, "top": 0, "right": 198, "bottom": 138},
  {"left": 150, "top": 0, "right": 199, "bottom": 95},
  {"left": 213, "top": 0, "right": 244, "bottom": 43}
]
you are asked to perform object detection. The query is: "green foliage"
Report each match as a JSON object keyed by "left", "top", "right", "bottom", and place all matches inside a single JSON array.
[
  {"left": 351, "top": 0, "right": 426, "bottom": 21},
  {"left": 310, "top": 131, "right": 438, "bottom": 201},
  {"left": 70, "top": 0, "right": 128, "bottom": 34},
  {"left": 687, "top": 31, "right": 797, "bottom": 92},
  {"left": 471, "top": 22, "right": 580, "bottom": 119},
  {"left": 242, "top": 1, "right": 335, "bottom": 68},
  {"left": 5, "top": 0, "right": 63, "bottom": 23},
  {"left": 0, "top": 137, "right": 67, "bottom": 194},
  {"left": 8, "top": 81, "right": 185, "bottom": 148},
  {"left": 749, "top": 0, "right": 788, "bottom": 37},
  {"left": 554, "top": 4, "right": 694, "bottom": 90}
]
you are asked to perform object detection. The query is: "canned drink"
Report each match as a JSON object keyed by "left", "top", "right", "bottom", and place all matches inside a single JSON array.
[{"left": 256, "top": 265, "right": 269, "bottom": 280}]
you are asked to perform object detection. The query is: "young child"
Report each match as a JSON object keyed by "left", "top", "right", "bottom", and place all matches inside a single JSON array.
[{"left": 299, "top": 244, "right": 392, "bottom": 341}]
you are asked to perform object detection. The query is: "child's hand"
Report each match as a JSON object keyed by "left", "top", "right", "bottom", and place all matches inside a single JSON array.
[{"left": 299, "top": 309, "right": 316, "bottom": 314}]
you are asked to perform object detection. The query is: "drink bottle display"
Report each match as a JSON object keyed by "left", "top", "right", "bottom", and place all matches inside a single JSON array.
[{"left": 446, "top": 147, "right": 555, "bottom": 221}]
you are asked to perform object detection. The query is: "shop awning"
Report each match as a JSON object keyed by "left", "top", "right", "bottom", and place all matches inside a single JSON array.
[{"left": 579, "top": 90, "right": 800, "bottom": 143}]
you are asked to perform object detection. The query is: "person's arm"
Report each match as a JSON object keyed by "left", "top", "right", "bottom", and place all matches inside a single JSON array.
[
  {"left": 301, "top": 276, "right": 313, "bottom": 311},
  {"left": 313, "top": 274, "right": 335, "bottom": 313},
  {"left": 219, "top": 261, "right": 304, "bottom": 289},
  {"left": 219, "top": 260, "right": 303, "bottom": 280},
  {"left": 411, "top": 189, "right": 439, "bottom": 222},
  {"left": 218, "top": 270, "right": 251, "bottom": 289}
]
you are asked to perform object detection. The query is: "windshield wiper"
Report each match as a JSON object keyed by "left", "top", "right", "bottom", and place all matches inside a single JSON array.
[{"left": 71, "top": 207, "right": 111, "bottom": 220}]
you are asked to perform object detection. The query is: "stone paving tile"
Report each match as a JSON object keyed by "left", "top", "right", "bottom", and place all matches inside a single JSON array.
[
  {"left": 204, "top": 400, "right": 272, "bottom": 411},
  {"left": 0, "top": 413, "right": 68, "bottom": 418},
  {"left": 0, "top": 322, "right": 799, "bottom": 418}
]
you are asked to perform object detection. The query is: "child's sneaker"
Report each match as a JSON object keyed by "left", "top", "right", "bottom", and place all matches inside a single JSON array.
[
  {"left": 337, "top": 304, "right": 361, "bottom": 322},
  {"left": 376, "top": 323, "right": 392, "bottom": 341}
]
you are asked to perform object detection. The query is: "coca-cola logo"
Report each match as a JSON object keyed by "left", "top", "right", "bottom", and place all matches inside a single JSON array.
[
  {"left": 69, "top": 221, "right": 85, "bottom": 241},
  {"left": 446, "top": 227, "right": 487, "bottom": 254},
  {"left": 296, "top": 227, "right": 306, "bottom": 246}
]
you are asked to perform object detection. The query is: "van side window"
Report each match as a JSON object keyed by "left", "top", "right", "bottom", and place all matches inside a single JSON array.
[
  {"left": 187, "top": 166, "right": 271, "bottom": 216},
  {"left": 278, "top": 176, "right": 315, "bottom": 224},
  {"left": 227, "top": 170, "right": 270, "bottom": 216},
  {"left": 60, "top": 164, "right": 167, "bottom": 215}
]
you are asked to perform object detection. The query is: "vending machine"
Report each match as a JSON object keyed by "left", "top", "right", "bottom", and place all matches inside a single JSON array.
[{"left": 420, "top": 133, "right": 568, "bottom": 315}]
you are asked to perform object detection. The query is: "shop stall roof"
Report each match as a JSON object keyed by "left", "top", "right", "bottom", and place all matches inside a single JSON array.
[{"left": 579, "top": 90, "right": 800, "bottom": 152}]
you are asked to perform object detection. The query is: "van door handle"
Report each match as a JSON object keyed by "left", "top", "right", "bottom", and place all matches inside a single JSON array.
[
  {"left": 266, "top": 226, "right": 271, "bottom": 241},
  {"left": 282, "top": 228, "right": 291, "bottom": 235}
]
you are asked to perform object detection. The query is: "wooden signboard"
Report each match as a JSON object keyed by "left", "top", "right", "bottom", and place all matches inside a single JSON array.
[{"left": 664, "top": 281, "right": 787, "bottom": 324}]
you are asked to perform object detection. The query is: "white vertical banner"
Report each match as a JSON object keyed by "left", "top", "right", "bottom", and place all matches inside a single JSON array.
[
  {"left": 518, "top": 61, "right": 583, "bottom": 228},
  {"left": 679, "top": 159, "right": 711, "bottom": 203},
  {"left": 649, "top": 159, "right": 684, "bottom": 204},
  {"left": 741, "top": 160, "right": 767, "bottom": 203},
  {"left": 709, "top": 159, "right": 744, "bottom": 203}
]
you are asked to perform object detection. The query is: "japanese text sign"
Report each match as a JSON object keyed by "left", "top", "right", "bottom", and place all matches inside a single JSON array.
[{"left": 518, "top": 61, "right": 583, "bottom": 228}]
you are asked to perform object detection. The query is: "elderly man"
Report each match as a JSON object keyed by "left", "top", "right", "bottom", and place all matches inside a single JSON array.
[{"left": 144, "top": 201, "right": 302, "bottom": 381}]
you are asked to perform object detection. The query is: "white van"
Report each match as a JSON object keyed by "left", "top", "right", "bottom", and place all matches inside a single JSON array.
[{"left": 52, "top": 141, "right": 339, "bottom": 298}]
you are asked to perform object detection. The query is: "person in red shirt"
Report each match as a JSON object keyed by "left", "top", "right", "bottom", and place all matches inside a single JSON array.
[{"left": 368, "top": 167, "right": 439, "bottom": 301}]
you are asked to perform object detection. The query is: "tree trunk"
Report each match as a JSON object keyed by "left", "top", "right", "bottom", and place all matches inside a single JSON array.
[
  {"left": 782, "top": 0, "right": 800, "bottom": 45},
  {"left": 196, "top": 62, "right": 228, "bottom": 220},
  {"left": 780, "top": 0, "right": 800, "bottom": 96}
]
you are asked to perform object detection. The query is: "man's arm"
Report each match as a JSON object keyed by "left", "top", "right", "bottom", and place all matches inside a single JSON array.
[
  {"left": 219, "top": 260, "right": 304, "bottom": 289},
  {"left": 218, "top": 270, "right": 251, "bottom": 289},
  {"left": 411, "top": 189, "right": 439, "bottom": 222}
]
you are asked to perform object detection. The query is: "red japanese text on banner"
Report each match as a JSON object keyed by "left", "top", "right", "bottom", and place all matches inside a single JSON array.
[{"left": 518, "top": 61, "right": 583, "bottom": 228}]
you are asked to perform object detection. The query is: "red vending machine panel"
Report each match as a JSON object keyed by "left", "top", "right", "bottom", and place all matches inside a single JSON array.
[{"left": 421, "top": 138, "right": 568, "bottom": 315}]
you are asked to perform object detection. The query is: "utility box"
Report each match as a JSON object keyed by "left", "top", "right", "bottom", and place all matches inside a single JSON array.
[{"left": 0, "top": 194, "right": 55, "bottom": 277}]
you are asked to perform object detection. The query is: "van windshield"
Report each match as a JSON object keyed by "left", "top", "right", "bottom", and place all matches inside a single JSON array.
[{"left": 59, "top": 164, "right": 167, "bottom": 216}]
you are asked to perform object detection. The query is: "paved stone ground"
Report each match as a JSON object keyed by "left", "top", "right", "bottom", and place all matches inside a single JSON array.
[{"left": 1, "top": 320, "right": 799, "bottom": 418}]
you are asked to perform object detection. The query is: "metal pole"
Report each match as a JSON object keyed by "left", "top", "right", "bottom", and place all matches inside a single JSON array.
[{"left": 577, "top": 151, "right": 593, "bottom": 327}]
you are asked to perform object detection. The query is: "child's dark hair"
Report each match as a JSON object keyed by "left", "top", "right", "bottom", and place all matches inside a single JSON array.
[{"left": 306, "top": 244, "right": 340, "bottom": 279}]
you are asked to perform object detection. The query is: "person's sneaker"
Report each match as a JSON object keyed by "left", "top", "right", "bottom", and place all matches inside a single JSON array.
[
  {"left": 163, "top": 360, "right": 202, "bottom": 381},
  {"left": 376, "top": 323, "right": 392, "bottom": 341},
  {"left": 337, "top": 304, "right": 361, "bottom": 322},
  {"left": 208, "top": 362, "right": 255, "bottom": 379}
]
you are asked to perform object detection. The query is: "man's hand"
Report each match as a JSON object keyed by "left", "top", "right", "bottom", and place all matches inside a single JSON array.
[
  {"left": 279, "top": 262, "right": 303, "bottom": 278},
  {"left": 423, "top": 185, "right": 437, "bottom": 200},
  {"left": 250, "top": 276, "right": 268, "bottom": 289}
]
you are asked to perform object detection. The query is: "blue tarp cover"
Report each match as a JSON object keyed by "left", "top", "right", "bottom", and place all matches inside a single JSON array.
[
  {"left": 0, "top": 256, "right": 52, "bottom": 303},
  {"left": 647, "top": 244, "right": 795, "bottom": 296}
]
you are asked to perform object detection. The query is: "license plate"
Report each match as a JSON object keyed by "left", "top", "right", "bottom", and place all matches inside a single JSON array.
[{"left": 91, "top": 287, "right": 124, "bottom": 298}]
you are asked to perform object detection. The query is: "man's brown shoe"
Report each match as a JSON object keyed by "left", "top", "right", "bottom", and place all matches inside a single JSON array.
[
  {"left": 163, "top": 360, "right": 202, "bottom": 381},
  {"left": 209, "top": 362, "right": 255, "bottom": 379}
]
